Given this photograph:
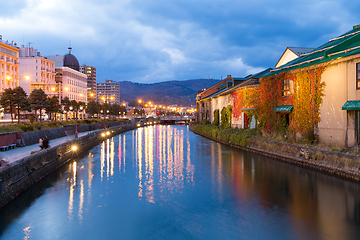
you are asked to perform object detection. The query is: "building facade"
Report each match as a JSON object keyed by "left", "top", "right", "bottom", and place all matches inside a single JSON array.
[
  {"left": 46, "top": 48, "right": 88, "bottom": 104},
  {"left": 80, "top": 65, "right": 96, "bottom": 101},
  {"left": 54, "top": 67, "right": 87, "bottom": 103},
  {"left": 97, "top": 80, "right": 120, "bottom": 105},
  {"left": 0, "top": 37, "right": 19, "bottom": 92},
  {"left": 261, "top": 24, "right": 360, "bottom": 147},
  {"left": 19, "top": 46, "right": 56, "bottom": 96}
]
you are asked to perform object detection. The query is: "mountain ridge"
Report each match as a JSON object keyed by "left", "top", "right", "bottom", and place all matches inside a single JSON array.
[{"left": 119, "top": 79, "right": 220, "bottom": 106}]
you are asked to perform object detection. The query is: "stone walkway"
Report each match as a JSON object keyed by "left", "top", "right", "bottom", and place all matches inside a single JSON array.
[{"left": 0, "top": 130, "right": 99, "bottom": 165}]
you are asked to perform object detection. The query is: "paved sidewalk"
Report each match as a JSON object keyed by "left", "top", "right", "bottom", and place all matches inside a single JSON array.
[{"left": 0, "top": 130, "right": 99, "bottom": 165}]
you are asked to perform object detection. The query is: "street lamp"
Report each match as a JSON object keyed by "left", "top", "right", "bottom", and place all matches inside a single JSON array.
[
  {"left": 6, "top": 75, "right": 29, "bottom": 89},
  {"left": 69, "top": 105, "right": 79, "bottom": 139},
  {"left": 5, "top": 75, "right": 11, "bottom": 88}
]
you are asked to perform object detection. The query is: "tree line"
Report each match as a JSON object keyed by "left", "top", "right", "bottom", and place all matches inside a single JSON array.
[{"left": 0, "top": 87, "right": 127, "bottom": 123}]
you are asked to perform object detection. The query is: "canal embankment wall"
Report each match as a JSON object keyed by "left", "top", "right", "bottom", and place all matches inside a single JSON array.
[
  {"left": 0, "top": 121, "right": 128, "bottom": 147},
  {"left": 0, "top": 123, "right": 136, "bottom": 208},
  {"left": 190, "top": 125, "right": 360, "bottom": 182}
]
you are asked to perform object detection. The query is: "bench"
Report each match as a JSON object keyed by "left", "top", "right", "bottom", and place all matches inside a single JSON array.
[
  {"left": 0, "top": 146, "right": 9, "bottom": 151},
  {"left": 0, "top": 144, "right": 17, "bottom": 151},
  {"left": 9, "top": 144, "right": 16, "bottom": 149}
]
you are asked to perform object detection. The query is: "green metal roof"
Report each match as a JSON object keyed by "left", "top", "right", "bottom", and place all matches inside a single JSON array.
[
  {"left": 266, "top": 25, "right": 360, "bottom": 76},
  {"left": 274, "top": 105, "right": 293, "bottom": 112},
  {"left": 342, "top": 100, "right": 360, "bottom": 110}
]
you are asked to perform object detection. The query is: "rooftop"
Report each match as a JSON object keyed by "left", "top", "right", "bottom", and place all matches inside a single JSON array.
[{"left": 268, "top": 25, "right": 360, "bottom": 75}]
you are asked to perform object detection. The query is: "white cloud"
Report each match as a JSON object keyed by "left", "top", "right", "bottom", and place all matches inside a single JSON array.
[
  {"left": 1, "top": 0, "right": 359, "bottom": 83},
  {"left": 161, "top": 48, "right": 188, "bottom": 64}
]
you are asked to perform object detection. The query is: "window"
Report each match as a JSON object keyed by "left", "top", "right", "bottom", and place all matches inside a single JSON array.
[
  {"left": 282, "top": 79, "right": 291, "bottom": 97},
  {"left": 357, "top": 63, "right": 360, "bottom": 89}
]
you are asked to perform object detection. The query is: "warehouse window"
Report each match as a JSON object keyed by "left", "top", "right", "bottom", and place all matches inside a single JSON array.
[{"left": 282, "top": 79, "right": 291, "bottom": 97}]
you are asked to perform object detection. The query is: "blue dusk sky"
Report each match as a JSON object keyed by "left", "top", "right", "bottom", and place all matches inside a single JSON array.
[{"left": 1, "top": 0, "right": 360, "bottom": 83}]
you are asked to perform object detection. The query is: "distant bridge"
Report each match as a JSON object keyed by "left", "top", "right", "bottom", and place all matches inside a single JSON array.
[{"left": 159, "top": 116, "right": 192, "bottom": 124}]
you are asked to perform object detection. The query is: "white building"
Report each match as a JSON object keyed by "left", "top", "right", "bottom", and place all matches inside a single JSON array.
[
  {"left": 46, "top": 48, "right": 87, "bottom": 104},
  {"left": 19, "top": 46, "right": 56, "bottom": 96},
  {"left": 275, "top": 47, "right": 314, "bottom": 68},
  {"left": 97, "top": 80, "right": 120, "bottom": 105}
]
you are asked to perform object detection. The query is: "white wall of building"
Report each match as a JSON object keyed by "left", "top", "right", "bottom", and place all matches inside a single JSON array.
[
  {"left": 19, "top": 57, "right": 55, "bottom": 96},
  {"left": 275, "top": 49, "right": 299, "bottom": 68},
  {"left": 318, "top": 56, "right": 360, "bottom": 147},
  {"left": 210, "top": 95, "right": 230, "bottom": 124},
  {"left": 60, "top": 67, "right": 88, "bottom": 103}
]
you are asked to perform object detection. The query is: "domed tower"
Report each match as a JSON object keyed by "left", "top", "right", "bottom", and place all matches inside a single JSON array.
[{"left": 63, "top": 47, "right": 80, "bottom": 71}]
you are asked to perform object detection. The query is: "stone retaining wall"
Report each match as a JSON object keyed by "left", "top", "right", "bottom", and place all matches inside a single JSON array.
[
  {"left": 20, "top": 128, "right": 66, "bottom": 146},
  {"left": 190, "top": 126, "right": 360, "bottom": 182},
  {"left": 0, "top": 123, "right": 136, "bottom": 208},
  {"left": 20, "top": 122, "right": 125, "bottom": 146}
]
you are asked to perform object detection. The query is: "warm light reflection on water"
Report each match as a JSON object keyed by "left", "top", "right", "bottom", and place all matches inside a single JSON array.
[
  {"left": 131, "top": 125, "right": 195, "bottom": 203},
  {"left": 22, "top": 224, "right": 32, "bottom": 240},
  {"left": 1, "top": 125, "right": 360, "bottom": 240}
]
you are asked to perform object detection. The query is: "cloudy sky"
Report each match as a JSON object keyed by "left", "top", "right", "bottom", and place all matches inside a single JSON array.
[{"left": 1, "top": 0, "right": 360, "bottom": 83}]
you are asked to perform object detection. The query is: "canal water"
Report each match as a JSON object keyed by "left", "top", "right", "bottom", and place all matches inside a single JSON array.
[{"left": 0, "top": 125, "right": 360, "bottom": 239}]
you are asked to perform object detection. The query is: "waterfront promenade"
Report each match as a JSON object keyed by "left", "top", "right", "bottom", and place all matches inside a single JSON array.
[{"left": 0, "top": 131, "right": 97, "bottom": 166}]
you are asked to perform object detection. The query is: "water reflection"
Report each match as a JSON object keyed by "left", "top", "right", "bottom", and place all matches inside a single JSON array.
[
  {"left": 132, "top": 125, "right": 195, "bottom": 203},
  {"left": 1, "top": 125, "right": 360, "bottom": 240},
  {"left": 67, "top": 162, "right": 76, "bottom": 221},
  {"left": 22, "top": 224, "right": 32, "bottom": 240}
]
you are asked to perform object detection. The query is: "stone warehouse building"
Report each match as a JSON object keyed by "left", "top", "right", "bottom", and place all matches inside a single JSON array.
[
  {"left": 197, "top": 24, "right": 360, "bottom": 148},
  {"left": 267, "top": 24, "right": 360, "bottom": 147}
]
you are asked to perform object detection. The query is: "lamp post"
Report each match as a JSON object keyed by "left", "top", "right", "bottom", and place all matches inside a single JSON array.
[
  {"left": 75, "top": 106, "right": 78, "bottom": 139},
  {"left": 100, "top": 96, "right": 114, "bottom": 125},
  {"left": 101, "top": 97, "right": 106, "bottom": 122},
  {"left": 6, "top": 75, "right": 29, "bottom": 89},
  {"left": 69, "top": 106, "right": 76, "bottom": 138},
  {"left": 6, "top": 75, "right": 11, "bottom": 88}
]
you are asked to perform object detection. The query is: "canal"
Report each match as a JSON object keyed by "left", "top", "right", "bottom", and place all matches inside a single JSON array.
[{"left": 0, "top": 125, "right": 360, "bottom": 239}]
